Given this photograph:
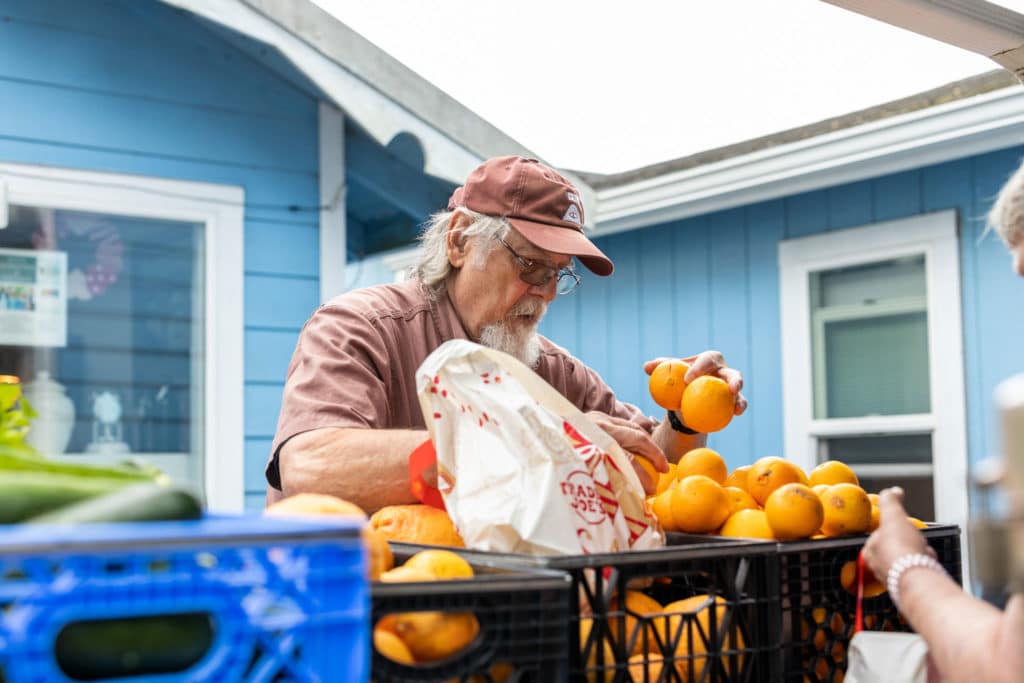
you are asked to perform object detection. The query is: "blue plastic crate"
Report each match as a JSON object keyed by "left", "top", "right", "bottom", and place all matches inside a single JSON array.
[{"left": 0, "top": 514, "right": 369, "bottom": 683}]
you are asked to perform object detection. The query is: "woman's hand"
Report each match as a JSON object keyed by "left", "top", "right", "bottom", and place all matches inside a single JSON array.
[
  {"left": 585, "top": 411, "right": 668, "bottom": 494},
  {"left": 863, "top": 487, "right": 935, "bottom": 581}
]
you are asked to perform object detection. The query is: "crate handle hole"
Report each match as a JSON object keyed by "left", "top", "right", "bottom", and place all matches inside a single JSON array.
[{"left": 55, "top": 612, "right": 214, "bottom": 680}]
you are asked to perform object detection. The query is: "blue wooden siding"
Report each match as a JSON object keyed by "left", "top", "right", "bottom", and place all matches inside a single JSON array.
[
  {"left": 541, "top": 146, "right": 1024, "bottom": 476},
  {"left": 0, "top": 0, "right": 321, "bottom": 509}
]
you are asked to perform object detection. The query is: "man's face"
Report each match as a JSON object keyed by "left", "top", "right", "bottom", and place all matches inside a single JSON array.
[{"left": 450, "top": 226, "right": 570, "bottom": 365}]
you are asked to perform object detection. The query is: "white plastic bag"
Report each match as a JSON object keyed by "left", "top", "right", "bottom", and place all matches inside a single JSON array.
[
  {"left": 416, "top": 339, "right": 664, "bottom": 555},
  {"left": 845, "top": 631, "right": 931, "bottom": 683}
]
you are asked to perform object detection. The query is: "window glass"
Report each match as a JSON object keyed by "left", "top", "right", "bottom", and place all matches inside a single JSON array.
[
  {"left": 811, "top": 256, "right": 930, "bottom": 419},
  {"left": 820, "top": 434, "right": 932, "bottom": 465},
  {"left": 0, "top": 204, "right": 204, "bottom": 487}
]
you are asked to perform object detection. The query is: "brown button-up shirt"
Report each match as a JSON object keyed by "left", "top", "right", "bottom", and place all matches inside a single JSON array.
[{"left": 266, "top": 278, "right": 655, "bottom": 490}]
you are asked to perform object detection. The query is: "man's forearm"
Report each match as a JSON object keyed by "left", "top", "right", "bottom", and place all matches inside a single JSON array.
[
  {"left": 651, "top": 418, "right": 707, "bottom": 464},
  {"left": 279, "top": 427, "right": 428, "bottom": 514}
]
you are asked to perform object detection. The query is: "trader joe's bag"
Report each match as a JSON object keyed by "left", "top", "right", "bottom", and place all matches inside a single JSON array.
[{"left": 416, "top": 339, "right": 663, "bottom": 555}]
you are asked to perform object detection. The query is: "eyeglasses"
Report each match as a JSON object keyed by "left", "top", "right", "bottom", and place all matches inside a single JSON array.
[{"left": 497, "top": 236, "right": 580, "bottom": 295}]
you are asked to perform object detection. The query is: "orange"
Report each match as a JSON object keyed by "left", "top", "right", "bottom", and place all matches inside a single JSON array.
[
  {"left": 669, "top": 475, "right": 729, "bottom": 533},
  {"left": 649, "top": 359, "right": 690, "bottom": 411},
  {"left": 609, "top": 590, "right": 664, "bottom": 655},
  {"left": 867, "top": 493, "right": 880, "bottom": 505},
  {"left": 747, "top": 457, "right": 803, "bottom": 506},
  {"left": 580, "top": 618, "right": 615, "bottom": 683},
  {"left": 812, "top": 484, "right": 830, "bottom": 498},
  {"left": 652, "top": 485, "right": 679, "bottom": 532},
  {"left": 369, "top": 504, "right": 465, "bottom": 547},
  {"left": 675, "top": 447, "right": 728, "bottom": 485},
  {"left": 723, "top": 486, "right": 759, "bottom": 516},
  {"left": 719, "top": 509, "right": 775, "bottom": 540},
  {"left": 796, "top": 466, "right": 811, "bottom": 487},
  {"left": 908, "top": 517, "right": 928, "bottom": 529},
  {"left": 363, "top": 528, "right": 394, "bottom": 581},
  {"left": 662, "top": 595, "right": 744, "bottom": 680},
  {"left": 264, "top": 492, "right": 367, "bottom": 518},
  {"left": 723, "top": 465, "right": 751, "bottom": 492},
  {"left": 394, "top": 610, "right": 480, "bottom": 661},
  {"left": 628, "top": 654, "right": 679, "bottom": 682},
  {"left": 839, "top": 560, "right": 887, "bottom": 598},
  {"left": 634, "top": 454, "right": 659, "bottom": 491},
  {"left": 809, "top": 461, "right": 860, "bottom": 487},
  {"left": 656, "top": 463, "right": 678, "bottom": 496},
  {"left": 680, "top": 376, "right": 736, "bottom": 433},
  {"left": 379, "top": 566, "right": 436, "bottom": 583},
  {"left": 764, "top": 483, "right": 824, "bottom": 541},
  {"left": 869, "top": 503, "right": 881, "bottom": 531},
  {"left": 373, "top": 627, "right": 415, "bottom": 664},
  {"left": 820, "top": 483, "right": 872, "bottom": 537},
  {"left": 403, "top": 549, "right": 474, "bottom": 579}
]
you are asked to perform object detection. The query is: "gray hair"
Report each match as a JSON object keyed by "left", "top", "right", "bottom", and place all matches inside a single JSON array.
[
  {"left": 988, "top": 159, "right": 1024, "bottom": 246},
  {"left": 414, "top": 207, "right": 511, "bottom": 293}
]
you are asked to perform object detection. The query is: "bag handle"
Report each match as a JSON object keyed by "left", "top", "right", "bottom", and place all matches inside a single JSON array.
[
  {"left": 408, "top": 439, "right": 446, "bottom": 511},
  {"left": 854, "top": 550, "right": 866, "bottom": 634}
]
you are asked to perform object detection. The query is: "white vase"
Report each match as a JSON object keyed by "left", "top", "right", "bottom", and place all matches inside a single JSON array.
[{"left": 23, "top": 370, "right": 76, "bottom": 455}]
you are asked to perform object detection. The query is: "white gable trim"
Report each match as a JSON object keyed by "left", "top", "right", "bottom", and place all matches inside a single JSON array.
[
  {"left": 162, "top": 0, "right": 483, "bottom": 185},
  {"left": 595, "top": 86, "right": 1024, "bottom": 235}
]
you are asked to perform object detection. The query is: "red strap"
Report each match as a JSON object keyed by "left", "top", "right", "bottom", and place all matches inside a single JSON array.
[
  {"left": 408, "top": 439, "right": 446, "bottom": 511},
  {"left": 854, "top": 550, "right": 866, "bottom": 633}
]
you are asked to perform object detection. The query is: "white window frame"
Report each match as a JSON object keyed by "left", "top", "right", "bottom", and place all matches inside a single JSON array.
[
  {"left": 0, "top": 162, "right": 244, "bottom": 512},
  {"left": 779, "top": 210, "right": 968, "bottom": 562}
]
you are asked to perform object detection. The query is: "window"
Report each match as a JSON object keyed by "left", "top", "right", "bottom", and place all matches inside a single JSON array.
[
  {"left": 0, "top": 164, "right": 243, "bottom": 511},
  {"left": 779, "top": 211, "right": 967, "bottom": 533}
]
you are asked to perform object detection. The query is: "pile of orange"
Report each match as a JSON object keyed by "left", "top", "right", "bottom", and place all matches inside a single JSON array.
[
  {"left": 584, "top": 589, "right": 745, "bottom": 682},
  {"left": 374, "top": 549, "right": 482, "bottom": 667},
  {"left": 647, "top": 455, "right": 927, "bottom": 543}
]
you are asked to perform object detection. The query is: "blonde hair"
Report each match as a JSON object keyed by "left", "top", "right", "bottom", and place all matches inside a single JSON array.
[
  {"left": 413, "top": 207, "right": 510, "bottom": 293},
  {"left": 988, "top": 159, "right": 1024, "bottom": 246}
]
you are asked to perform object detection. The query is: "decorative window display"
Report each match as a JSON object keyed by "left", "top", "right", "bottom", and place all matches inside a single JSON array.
[{"left": 0, "top": 204, "right": 204, "bottom": 486}]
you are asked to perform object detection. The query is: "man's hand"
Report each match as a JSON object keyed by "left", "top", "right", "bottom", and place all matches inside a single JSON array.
[
  {"left": 585, "top": 411, "right": 669, "bottom": 494},
  {"left": 644, "top": 350, "right": 748, "bottom": 416},
  {"left": 863, "top": 487, "right": 935, "bottom": 581}
]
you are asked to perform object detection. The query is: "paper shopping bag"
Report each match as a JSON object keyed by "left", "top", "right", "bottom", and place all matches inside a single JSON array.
[
  {"left": 845, "top": 631, "right": 930, "bottom": 683},
  {"left": 416, "top": 339, "right": 664, "bottom": 555}
]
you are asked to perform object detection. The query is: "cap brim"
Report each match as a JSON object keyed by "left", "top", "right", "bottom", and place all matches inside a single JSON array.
[{"left": 508, "top": 218, "right": 614, "bottom": 276}]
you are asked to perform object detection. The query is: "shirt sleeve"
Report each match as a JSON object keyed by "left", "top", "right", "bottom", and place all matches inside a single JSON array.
[
  {"left": 551, "top": 347, "right": 659, "bottom": 434},
  {"left": 266, "top": 304, "right": 391, "bottom": 488}
]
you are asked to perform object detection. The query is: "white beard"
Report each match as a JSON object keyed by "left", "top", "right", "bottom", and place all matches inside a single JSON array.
[{"left": 478, "top": 299, "right": 546, "bottom": 367}]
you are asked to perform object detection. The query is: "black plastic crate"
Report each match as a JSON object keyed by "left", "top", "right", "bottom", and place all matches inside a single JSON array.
[
  {"left": 776, "top": 524, "right": 962, "bottom": 682},
  {"left": 396, "top": 535, "right": 782, "bottom": 682},
  {"left": 372, "top": 547, "right": 572, "bottom": 682}
]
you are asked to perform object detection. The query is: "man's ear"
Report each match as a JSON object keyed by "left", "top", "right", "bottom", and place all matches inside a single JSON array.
[{"left": 445, "top": 213, "right": 473, "bottom": 268}]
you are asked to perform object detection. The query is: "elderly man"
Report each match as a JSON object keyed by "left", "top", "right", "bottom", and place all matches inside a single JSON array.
[{"left": 266, "top": 156, "right": 746, "bottom": 512}]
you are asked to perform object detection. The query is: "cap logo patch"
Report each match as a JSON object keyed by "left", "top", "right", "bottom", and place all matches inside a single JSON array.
[
  {"left": 562, "top": 203, "right": 582, "bottom": 225},
  {"left": 567, "top": 192, "right": 580, "bottom": 204}
]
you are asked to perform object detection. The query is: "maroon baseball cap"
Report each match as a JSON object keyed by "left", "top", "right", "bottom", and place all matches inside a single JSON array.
[{"left": 447, "top": 156, "right": 613, "bottom": 276}]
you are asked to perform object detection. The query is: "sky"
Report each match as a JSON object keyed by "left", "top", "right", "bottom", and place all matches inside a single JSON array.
[{"left": 311, "top": 1, "right": 1011, "bottom": 175}]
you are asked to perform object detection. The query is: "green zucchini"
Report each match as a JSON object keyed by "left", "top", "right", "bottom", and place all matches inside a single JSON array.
[
  {"left": 0, "top": 446, "right": 166, "bottom": 483},
  {"left": 55, "top": 612, "right": 213, "bottom": 680},
  {"left": 0, "top": 471, "right": 138, "bottom": 523},
  {"left": 26, "top": 482, "right": 202, "bottom": 524}
]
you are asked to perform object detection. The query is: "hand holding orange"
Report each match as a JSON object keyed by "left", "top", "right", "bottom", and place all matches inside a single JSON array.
[{"left": 646, "top": 352, "right": 745, "bottom": 433}]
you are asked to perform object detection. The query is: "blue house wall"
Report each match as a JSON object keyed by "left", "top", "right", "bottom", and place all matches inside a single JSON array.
[
  {"left": 540, "top": 146, "right": 1024, "bottom": 481},
  {"left": 0, "top": 0, "right": 322, "bottom": 509}
]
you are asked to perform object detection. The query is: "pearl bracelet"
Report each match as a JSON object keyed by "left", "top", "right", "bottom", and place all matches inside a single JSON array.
[{"left": 886, "top": 552, "right": 947, "bottom": 612}]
